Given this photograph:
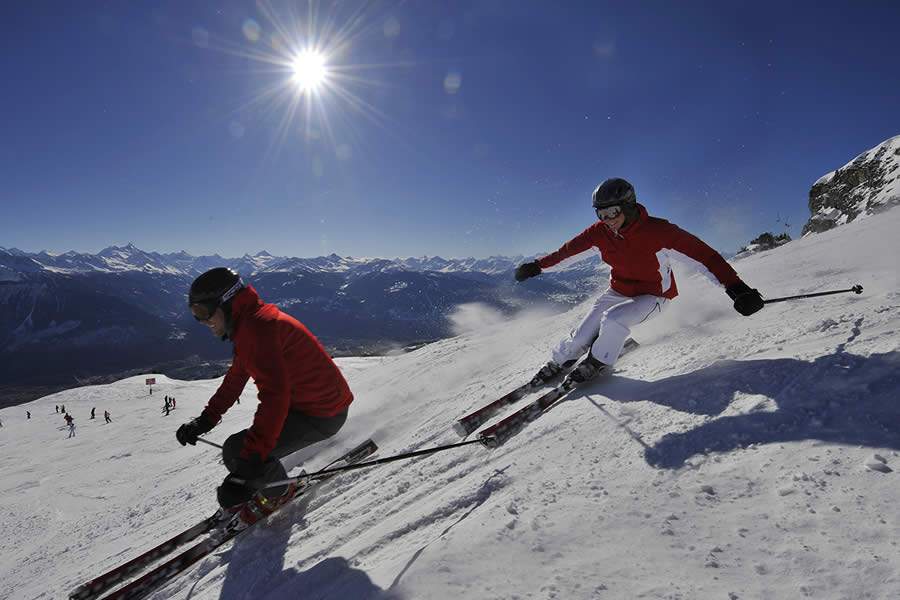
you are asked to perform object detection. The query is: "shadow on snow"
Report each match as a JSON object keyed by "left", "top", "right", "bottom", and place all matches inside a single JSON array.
[
  {"left": 187, "top": 491, "right": 398, "bottom": 600},
  {"left": 573, "top": 348, "right": 900, "bottom": 469}
]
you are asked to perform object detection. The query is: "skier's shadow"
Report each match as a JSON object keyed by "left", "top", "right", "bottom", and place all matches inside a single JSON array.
[
  {"left": 572, "top": 348, "right": 900, "bottom": 469},
  {"left": 200, "top": 493, "right": 396, "bottom": 600}
]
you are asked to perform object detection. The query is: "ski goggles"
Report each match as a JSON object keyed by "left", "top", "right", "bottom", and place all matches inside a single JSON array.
[
  {"left": 190, "top": 301, "right": 219, "bottom": 322},
  {"left": 595, "top": 205, "right": 623, "bottom": 221},
  {"left": 189, "top": 278, "right": 244, "bottom": 322}
]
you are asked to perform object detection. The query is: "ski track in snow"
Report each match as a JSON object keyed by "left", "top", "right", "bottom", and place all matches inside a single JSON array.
[{"left": 2, "top": 208, "right": 900, "bottom": 599}]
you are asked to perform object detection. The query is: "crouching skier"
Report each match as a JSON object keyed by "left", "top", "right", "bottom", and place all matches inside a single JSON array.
[
  {"left": 515, "top": 177, "right": 764, "bottom": 387},
  {"left": 176, "top": 267, "right": 354, "bottom": 526}
]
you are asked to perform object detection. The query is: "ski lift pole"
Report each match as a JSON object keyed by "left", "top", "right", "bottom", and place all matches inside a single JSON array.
[{"left": 763, "top": 284, "right": 863, "bottom": 305}]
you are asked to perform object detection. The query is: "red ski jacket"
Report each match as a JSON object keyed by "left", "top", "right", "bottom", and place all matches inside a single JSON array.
[
  {"left": 537, "top": 204, "right": 741, "bottom": 298},
  {"left": 202, "top": 285, "right": 354, "bottom": 460}
]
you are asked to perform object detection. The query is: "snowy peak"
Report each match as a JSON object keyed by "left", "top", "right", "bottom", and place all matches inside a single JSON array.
[
  {"left": 803, "top": 134, "right": 900, "bottom": 235},
  {"left": 0, "top": 247, "right": 547, "bottom": 277}
]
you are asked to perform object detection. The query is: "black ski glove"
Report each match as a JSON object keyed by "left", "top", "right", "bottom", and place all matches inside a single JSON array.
[
  {"left": 175, "top": 414, "right": 215, "bottom": 446},
  {"left": 726, "top": 281, "right": 764, "bottom": 316},
  {"left": 515, "top": 261, "right": 542, "bottom": 282}
]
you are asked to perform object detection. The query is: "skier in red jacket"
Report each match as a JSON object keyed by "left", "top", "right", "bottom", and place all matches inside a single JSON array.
[
  {"left": 176, "top": 268, "right": 354, "bottom": 523},
  {"left": 515, "top": 178, "right": 764, "bottom": 386}
]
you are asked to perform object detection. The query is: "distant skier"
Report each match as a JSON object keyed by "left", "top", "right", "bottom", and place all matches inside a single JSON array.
[
  {"left": 163, "top": 398, "right": 170, "bottom": 417},
  {"left": 60, "top": 404, "right": 65, "bottom": 414},
  {"left": 171, "top": 397, "right": 176, "bottom": 409},
  {"left": 176, "top": 268, "right": 354, "bottom": 524},
  {"left": 90, "top": 407, "right": 96, "bottom": 420},
  {"left": 516, "top": 178, "right": 764, "bottom": 386},
  {"left": 27, "top": 411, "right": 31, "bottom": 419},
  {"left": 55, "top": 405, "right": 59, "bottom": 414},
  {"left": 65, "top": 413, "right": 76, "bottom": 438},
  {"left": 104, "top": 410, "right": 112, "bottom": 424}
]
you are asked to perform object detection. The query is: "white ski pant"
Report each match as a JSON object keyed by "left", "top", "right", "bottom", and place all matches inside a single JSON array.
[{"left": 551, "top": 288, "right": 668, "bottom": 367}]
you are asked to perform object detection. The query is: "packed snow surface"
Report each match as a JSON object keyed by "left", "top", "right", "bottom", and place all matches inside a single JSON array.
[{"left": 2, "top": 209, "right": 899, "bottom": 599}]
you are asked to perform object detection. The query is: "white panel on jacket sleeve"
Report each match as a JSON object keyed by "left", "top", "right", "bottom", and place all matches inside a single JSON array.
[{"left": 664, "top": 248, "right": 725, "bottom": 289}]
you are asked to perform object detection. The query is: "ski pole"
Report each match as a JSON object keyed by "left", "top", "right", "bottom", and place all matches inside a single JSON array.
[
  {"left": 246, "top": 439, "right": 484, "bottom": 489},
  {"left": 196, "top": 437, "right": 223, "bottom": 450},
  {"left": 763, "top": 284, "right": 862, "bottom": 305}
]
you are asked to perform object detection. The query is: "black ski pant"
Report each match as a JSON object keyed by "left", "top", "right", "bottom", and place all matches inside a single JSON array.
[{"left": 217, "top": 408, "right": 348, "bottom": 509}]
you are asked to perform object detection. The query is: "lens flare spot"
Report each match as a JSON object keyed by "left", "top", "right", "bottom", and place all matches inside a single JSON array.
[
  {"left": 270, "top": 33, "right": 285, "bottom": 53},
  {"left": 242, "top": 19, "right": 261, "bottom": 42},
  {"left": 191, "top": 26, "right": 209, "bottom": 48},
  {"left": 312, "top": 156, "right": 325, "bottom": 177},
  {"left": 229, "top": 121, "right": 245, "bottom": 139},
  {"left": 383, "top": 16, "right": 400, "bottom": 38},
  {"left": 444, "top": 71, "right": 462, "bottom": 95},
  {"left": 335, "top": 144, "right": 352, "bottom": 161}
]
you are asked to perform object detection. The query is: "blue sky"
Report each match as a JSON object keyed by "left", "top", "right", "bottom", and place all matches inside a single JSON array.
[{"left": 2, "top": 1, "right": 898, "bottom": 259}]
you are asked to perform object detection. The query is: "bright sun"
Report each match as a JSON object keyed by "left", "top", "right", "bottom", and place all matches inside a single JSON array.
[{"left": 291, "top": 51, "right": 327, "bottom": 92}]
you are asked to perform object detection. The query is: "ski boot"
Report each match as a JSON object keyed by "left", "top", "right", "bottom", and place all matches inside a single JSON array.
[
  {"left": 238, "top": 482, "right": 299, "bottom": 526},
  {"left": 529, "top": 359, "right": 577, "bottom": 387},
  {"left": 563, "top": 354, "right": 607, "bottom": 388}
]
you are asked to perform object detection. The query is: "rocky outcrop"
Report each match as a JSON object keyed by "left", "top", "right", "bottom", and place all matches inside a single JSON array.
[{"left": 802, "top": 135, "right": 900, "bottom": 236}]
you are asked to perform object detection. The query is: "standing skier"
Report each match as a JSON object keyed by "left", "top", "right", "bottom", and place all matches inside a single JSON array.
[
  {"left": 91, "top": 407, "right": 96, "bottom": 420},
  {"left": 176, "top": 268, "right": 354, "bottom": 525},
  {"left": 104, "top": 410, "right": 112, "bottom": 424},
  {"left": 516, "top": 178, "right": 764, "bottom": 386}
]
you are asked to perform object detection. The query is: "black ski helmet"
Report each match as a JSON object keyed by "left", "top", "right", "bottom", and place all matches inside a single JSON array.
[
  {"left": 188, "top": 267, "right": 244, "bottom": 308},
  {"left": 592, "top": 178, "right": 636, "bottom": 209}
]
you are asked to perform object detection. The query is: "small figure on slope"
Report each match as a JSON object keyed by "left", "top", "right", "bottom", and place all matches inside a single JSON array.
[
  {"left": 65, "top": 413, "right": 76, "bottom": 438},
  {"left": 516, "top": 177, "right": 763, "bottom": 387},
  {"left": 176, "top": 268, "right": 354, "bottom": 526}
]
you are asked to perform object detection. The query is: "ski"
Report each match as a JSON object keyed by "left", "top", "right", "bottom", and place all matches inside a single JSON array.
[
  {"left": 478, "top": 381, "right": 574, "bottom": 448},
  {"left": 454, "top": 338, "right": 638, "bottom": 437},
  {"left": 478, "top": 344, "right": 639, "bottom": 448},
  {"left": 73, "top": 438, "right": 376, "bottom": 600},
  {"left": 69, "top": 511, "right": 229, "bottom": 600},
  {"left": 452, "top": 381, "right": 541, "bottom": 437}
]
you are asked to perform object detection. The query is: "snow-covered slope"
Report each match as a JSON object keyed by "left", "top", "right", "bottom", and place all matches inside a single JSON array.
[{"left": 1, "top": 208, "right": 898, "bottom": 599}]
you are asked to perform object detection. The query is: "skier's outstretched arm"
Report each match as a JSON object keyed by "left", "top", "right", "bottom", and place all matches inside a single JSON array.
[
  {"left": 665, "top": 225, "right": 764, "bottom": 316},
  {"left": 516, "top": 223, "right": 600, "bottom": 281}
]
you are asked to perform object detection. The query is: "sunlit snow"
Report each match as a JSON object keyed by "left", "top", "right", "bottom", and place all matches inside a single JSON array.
[{"left": 1, "top": 208, "right": 898, "bottom": 599}]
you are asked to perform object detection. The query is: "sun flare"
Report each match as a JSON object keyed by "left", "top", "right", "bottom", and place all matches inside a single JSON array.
[{"left": 291, "top": 51, "right": 327, "bottom": 92}]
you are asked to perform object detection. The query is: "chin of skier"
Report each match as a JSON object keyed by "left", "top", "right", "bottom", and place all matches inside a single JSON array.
[
  {"left": 515, "top": 177, "right": 764, "bottom": 387},
  {"left": 176, "top": 267, "right": 354, "bottom": 525}
]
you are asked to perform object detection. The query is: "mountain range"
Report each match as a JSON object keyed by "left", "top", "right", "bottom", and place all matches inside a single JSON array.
[
  {"left": 3, "top": 133, "right": 897, "bottom": 405},
  {"left": 0, "top": 245, "right": 605, "bottom": 404}
]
